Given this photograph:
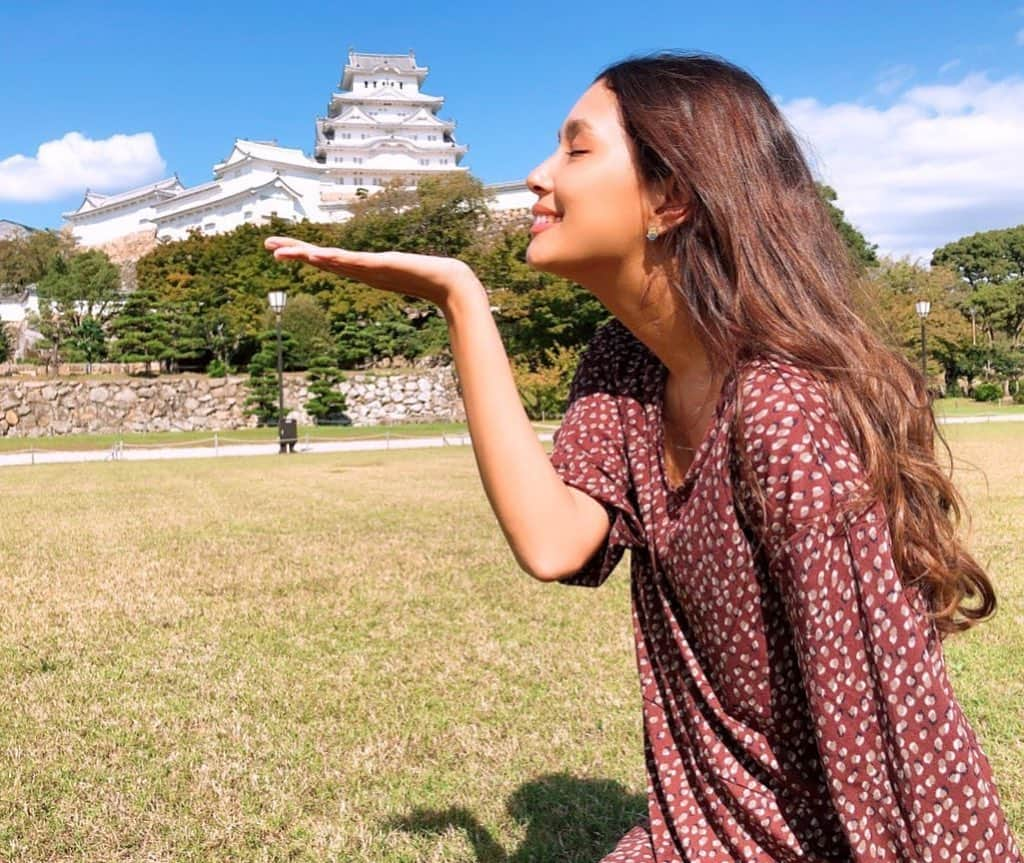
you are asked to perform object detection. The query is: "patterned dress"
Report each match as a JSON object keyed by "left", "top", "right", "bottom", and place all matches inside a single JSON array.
[{"left": 549, "top": 321, "right": 1021, "bottom": 863}]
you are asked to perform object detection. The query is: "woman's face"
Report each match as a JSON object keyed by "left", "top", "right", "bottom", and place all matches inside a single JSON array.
[{"left": 525, "top": 81, "right": 655, "bottom": 285}]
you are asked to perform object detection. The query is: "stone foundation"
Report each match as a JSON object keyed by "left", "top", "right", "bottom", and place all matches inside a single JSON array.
[{"left": 0, "top": 367, "right": 463, "bottom": 437}]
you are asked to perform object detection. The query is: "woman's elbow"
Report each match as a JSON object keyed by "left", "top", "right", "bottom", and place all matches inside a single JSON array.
[{"left": 513, "top": 547, "right": 584, "bottom": 583}]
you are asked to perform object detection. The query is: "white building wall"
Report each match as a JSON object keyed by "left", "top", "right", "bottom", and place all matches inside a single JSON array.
[
  {"left": 0, "top": 288, "right": 39, "bottom": 324},
  {"left": 70, "top": 202, "right": 160, "bottom": 247}
]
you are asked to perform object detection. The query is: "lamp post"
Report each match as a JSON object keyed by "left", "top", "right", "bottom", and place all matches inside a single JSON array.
[
  {"left": 267, "top": 290, "right": 288, "bottom": 451},
  {"left": 915, "top": 299, "right": 931, "bottom": 385}
]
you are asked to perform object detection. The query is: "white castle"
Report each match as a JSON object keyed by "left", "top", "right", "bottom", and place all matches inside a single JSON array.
[{"left": 63, "top": 51, "right": 532, "bottom": 247}]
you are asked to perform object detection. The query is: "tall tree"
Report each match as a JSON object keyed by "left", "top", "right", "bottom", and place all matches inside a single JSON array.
[
  {"left": 34, "top": 249, "right": 121, "bottom": 366},
  {"left": 932, "top": 226, "right": 1024, "bottom": 347},
  {"left": 0, "top": 230, "right": 74, "bottom": 289},
  {"left": 818, "top": 184, "right": 879, "bottom": 270},
  {"left": 471, "top": 227, "right": 609, "bottom": 368}
]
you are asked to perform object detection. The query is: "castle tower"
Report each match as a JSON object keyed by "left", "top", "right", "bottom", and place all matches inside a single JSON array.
[{"left": 314, "top": 50, "right": 468, "bottom": 192}]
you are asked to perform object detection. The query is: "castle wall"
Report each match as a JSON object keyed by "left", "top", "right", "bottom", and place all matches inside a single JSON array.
[{"left": 0, "top": 368, "right": 464, "bottom": 437}]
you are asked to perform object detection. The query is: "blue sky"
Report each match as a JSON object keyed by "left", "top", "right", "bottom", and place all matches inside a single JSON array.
[{"left": 2, "top": 0, "right": 1022, "bottom": 260}]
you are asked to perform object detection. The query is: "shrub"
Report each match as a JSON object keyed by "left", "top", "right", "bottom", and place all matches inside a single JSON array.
[
  {"left": 513, "top": 345, "right": 580, "bottom": 420},
  {"left": 971, "top": 382, "right": 1002, "bottom": 403},
  {"left": 207, "top": 358, "right": 228, "bottom": 378},
  {"left": 0, "top": 324, "right": 12, "bottom": 363},
  {"left": 1014, "top": 388, "right": 1024, "bottom": 405},
  {"left": 244, "top": 350, "right": 282, "bottom": 425},
  {"left": 305, "top": 356, "right": 347, "bottom": 423}
]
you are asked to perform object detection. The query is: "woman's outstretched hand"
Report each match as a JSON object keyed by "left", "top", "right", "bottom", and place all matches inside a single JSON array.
[
  {"left": 264, "top": 236, "right": 479, "bottom": 309},
  {"left": 264, "top": 236, "right": 610, "bottom": 582}
]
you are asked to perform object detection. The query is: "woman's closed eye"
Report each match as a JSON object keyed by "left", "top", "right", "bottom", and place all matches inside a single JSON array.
[{"left": 567, "top": 149, "right": 589, "bottom": 157}]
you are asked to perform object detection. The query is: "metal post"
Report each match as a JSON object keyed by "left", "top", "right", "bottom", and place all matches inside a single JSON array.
[
  {"left": 920, "top": 318, "right": 927, "bottom": 380},
  {"left": 276, "top": 311, "right": 284, "bottom": 420},
  {"left": 914, "top": 300, "right": 931, "bottom": 391}
]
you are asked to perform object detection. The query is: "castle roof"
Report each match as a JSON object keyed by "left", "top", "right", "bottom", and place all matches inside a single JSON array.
[
  {"left": 153, "top": 175, "right": 305, "bottom": 223},
  {"left": 341, "top": 50, "right": 428, "bottom": 89},
  {"left": 213, "top": 139, "right": 318, "bottom": 175},
  {"left": 0, "top": 219, "right": 36, "bottom": 240},
  {"left": 329, "top": 86, "right": 443, "bottom": 110},
  {"left": 63, "top": 176, "right": 184, "bottom": 219}
]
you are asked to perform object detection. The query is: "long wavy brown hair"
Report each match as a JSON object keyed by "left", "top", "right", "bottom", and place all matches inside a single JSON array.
[{"left": 600, "top": 53, "right": 995, "bottom": 635}]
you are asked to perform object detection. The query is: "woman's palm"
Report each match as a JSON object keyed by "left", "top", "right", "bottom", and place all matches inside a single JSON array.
[{"left": 264, "top": 237, "right": 472, "bottom": 306}]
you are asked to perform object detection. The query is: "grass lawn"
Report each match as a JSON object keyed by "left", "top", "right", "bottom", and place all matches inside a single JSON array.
[
  {"left": 933, "top": 397, "right": 1024, "bottom": 418},
  {"left": 0, "top": 425, "right": 1021, "bottom": 861}
]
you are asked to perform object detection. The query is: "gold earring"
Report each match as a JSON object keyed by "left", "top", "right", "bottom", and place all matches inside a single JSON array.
[{"left": 646, "top": 225, "right": 660, "bottom": 241}]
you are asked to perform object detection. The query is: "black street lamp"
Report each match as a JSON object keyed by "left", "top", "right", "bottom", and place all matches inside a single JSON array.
[
  {"left": 268, "top": 290, "right": 294, "bottom": 453},
  {"left": 915, "top": 299, "right": 931, "bottom": 385}
]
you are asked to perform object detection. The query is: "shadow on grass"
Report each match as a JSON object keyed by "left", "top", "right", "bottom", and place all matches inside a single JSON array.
[{"left": 388, "top": 772, "right": 647, "bottom": 862}]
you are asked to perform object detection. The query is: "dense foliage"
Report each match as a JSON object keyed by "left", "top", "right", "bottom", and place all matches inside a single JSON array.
[{"left": 2, "top": 176, "right": 1021, "bottom": 409}]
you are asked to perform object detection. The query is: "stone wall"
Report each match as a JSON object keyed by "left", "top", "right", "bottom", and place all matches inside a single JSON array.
[{"left": 0, "top": 367, "right": 463, "bottom": 437}]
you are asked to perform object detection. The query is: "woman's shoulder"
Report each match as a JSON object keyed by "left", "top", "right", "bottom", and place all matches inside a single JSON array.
[
  {"left": 734, "top": 357, "right": 867, "bottom": 486},
  {"left": 735, "top": 357, "right": 839, "bottom": 433},
  {"left": 571, "top": 319, "right": 657, "bottom": 399}
]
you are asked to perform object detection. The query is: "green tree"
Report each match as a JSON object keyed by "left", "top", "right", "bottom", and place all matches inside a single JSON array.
[
  {"left": 932, "top": 225, "right": 1024, "bottom": 347},
  {"left": 108, "top": 283, "right": 173, "bottom": 373},
  {"left": 304, "top": 356, "right": 348, "bottom": 423},
  {"left": 472, "top": 228, "right": 609, "bottom": 368},
  {"left": 866, "top": 258, "right": 970, "bottom": 388},
  {"left": 0, "top": 230, "right": 74, "bottom": 289},
  {"left": 818, "top": 184, "right": 879, "bottom": 270},
  {"left": 34, "top": 249, "right": 121, "bottom": 366},
  {"left": 279, "top": 293, "right": 331, "bottom": 369},
  {"left": 0, "top": 324, "right": 12, "bottom": 363},
  {"left": 244, "top": 347, "right": 282, "bottom": 425},
  {"left": 67, "top": 317, "right": 107, "bottom": 370}
]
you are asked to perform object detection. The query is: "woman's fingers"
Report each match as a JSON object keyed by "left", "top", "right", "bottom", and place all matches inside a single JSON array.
[{"left": 262, "top": 237, "right": 475, "bottom": 305}]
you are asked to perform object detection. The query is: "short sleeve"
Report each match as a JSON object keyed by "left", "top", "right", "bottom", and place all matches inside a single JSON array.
[
  {"left": 737, "top": 362, "right": 1021, "bottom": 861},
  {"left": 549, "top": 322, "right": 645, "bottom": 588}
]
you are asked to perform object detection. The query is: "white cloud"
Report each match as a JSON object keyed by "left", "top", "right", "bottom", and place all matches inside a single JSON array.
[
  {"left": 0, "top": 131, "right": 165, "bottom": 203},
  {"left": 938, "top": 58, "right": 961, "bottom": 74},
  {"left": 780, "top": 73, "right": 1024, "bottom": 262},
  {"left": 1016, "top": 27, "right": 1024, "bottom": 45}
]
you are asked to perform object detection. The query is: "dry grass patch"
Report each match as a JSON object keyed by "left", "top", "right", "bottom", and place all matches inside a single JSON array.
[{"left": 0, "top": 425, "right": 1021, "bottom": 861}]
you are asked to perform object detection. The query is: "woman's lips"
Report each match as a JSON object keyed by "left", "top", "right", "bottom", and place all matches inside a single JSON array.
[{"left": 530, "top": 214, "right": 562, "bottom": 235}]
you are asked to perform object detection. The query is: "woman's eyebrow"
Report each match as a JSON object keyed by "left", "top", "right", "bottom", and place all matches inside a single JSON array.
[{"left": 556, "top": 118, "right": 593, "bottom": 143}]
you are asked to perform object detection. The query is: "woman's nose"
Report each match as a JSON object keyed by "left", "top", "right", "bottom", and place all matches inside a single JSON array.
[{"left": 526, "top": 155, "right": 554, "bottom": 197}]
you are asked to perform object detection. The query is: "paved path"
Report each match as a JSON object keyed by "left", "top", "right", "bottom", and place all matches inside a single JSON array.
[
  {"left": 0, "top": 431, "right": 556, "bottom": 468},
  {"left": 0, "top": 414, "right": 1019, "bottom": 469}
]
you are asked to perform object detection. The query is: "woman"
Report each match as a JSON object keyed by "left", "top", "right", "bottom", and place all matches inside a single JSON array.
[{"left": 266, "top": 54, "right": 1020, "bottom": 863}]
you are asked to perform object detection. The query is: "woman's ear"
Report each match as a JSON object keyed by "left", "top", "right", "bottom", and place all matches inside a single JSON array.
[{"left": 652, "top": 178, "right": 690, "bottom": 232}]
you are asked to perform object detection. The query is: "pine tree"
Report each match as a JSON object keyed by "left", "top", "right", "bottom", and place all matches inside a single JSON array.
[
  {"left": 108, "top": 284, "right": 172, "bottom": 373},
  {"left": 305, "top": 355, "right": 347, "bottom": 423},
  {"left": 244, "top": 348, "right": 282, "bottom": 425},
  {"left": 0, "top": 324, "right": 12, "bottom": 363}
]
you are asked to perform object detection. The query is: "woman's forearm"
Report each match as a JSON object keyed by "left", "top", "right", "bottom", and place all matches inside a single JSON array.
[{"left": 442, "top": 279, "right": 608, "bottom": 581}]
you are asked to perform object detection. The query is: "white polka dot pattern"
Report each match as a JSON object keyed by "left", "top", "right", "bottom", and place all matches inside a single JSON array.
[{"left": 549, "top": 321, "right": 1021, "bottom": 862}]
